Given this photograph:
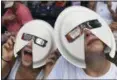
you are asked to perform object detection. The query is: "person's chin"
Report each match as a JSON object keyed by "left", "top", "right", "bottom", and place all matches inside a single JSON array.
[
  {"left": 86, "top": 40, "right": 104, "bottom": 53},
  {"left": 22, "top": 60, "right": 32, "bottom": 67}
]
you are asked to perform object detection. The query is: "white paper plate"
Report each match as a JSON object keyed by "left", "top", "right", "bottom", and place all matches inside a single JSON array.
[
  {"left": 54, "top": 6, "right": 116, "bottom": 68},
  {"left": 14, "top": 20, "right": 56, "bottom": 68}
]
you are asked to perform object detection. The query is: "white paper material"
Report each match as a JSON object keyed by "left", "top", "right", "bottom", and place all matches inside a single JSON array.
[
  {"left": 54, "top": 6, "right": 116, "bottom": 68},
  {"left": 14, "top": 20, "right": 56, "bottom": 68}
]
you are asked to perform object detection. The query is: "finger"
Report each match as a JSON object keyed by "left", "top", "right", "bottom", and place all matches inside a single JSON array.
[
  {"left": 7, "top": 36, "right": 15, "bottom": 49},
  {"left": 48, "top": 54, "right": 58, "bottom": 61},
  {"left": 3, "top": 43, "right": 10, "bottom": 50},
  {"left": 10, "top": 36, "right": 15, "bottom": 43},
  {"left": 54, "top": 50, "right": 61, "bottom": 57},
  {"left": 8, "top": 36, "right": 15, "bottom": 43},
  {"left": 46, "top": 59, "right": 55, "bottom": 64},
  {"left": 49, "top": 50, "right": 61, "bottom": 60},
  {"left": 7, "top": 39, "right": 13, "bottom": 49},
  {"left": 48, "top": 53, "right": 56, "bottom": 58}
]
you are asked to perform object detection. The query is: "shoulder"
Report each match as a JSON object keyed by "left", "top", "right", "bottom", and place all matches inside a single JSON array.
[
  {"left": 51, "top": 56, "right": 68, "bottom": 70},
  {"left": 111, "top": 62, "right": 117, "bottom": 69},
  {"left": 110, "top": 62, "right": 117, "bottom": 78},
  {"left": 56, "top": 56, "right": 75, "bottom": 68},
  {"left": 57, "top": 56, "right": 68, "bottom": 63},
  {"left": 47, "top": 56, "right": 69, "bottom": 79},
  {"left": 8, "top": 59, "right": 21, "bottom": 79},
  {"left": 111, "top": 2, "right": 117, "bottom": 11},
  {"left": 112, "top": 2, "right": 117, "bottom": 5},
  {"left": 54, "top": 56, "right": 81, "bottom": 71},
  {"left": 47, "top": 56, "right": 79, "bottom": 79},
  {"left": 47, "top": 56, "right": 65, "bottom": 79},
  {"left": 110, "top": 62, "right": 117, "bottom": 73}
]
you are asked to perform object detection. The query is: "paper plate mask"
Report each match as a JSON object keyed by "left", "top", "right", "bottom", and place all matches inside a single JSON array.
[
  {"left": 54, "top": 6, "right": 116, "bottom": 68},
  {"left": 14, "top": 20, "right": 56, "bottom": 68}
]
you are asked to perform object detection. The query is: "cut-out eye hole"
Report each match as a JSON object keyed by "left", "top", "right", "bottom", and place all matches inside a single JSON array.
[
  {"left": 34, "top": 37, "right": 48, "bottom": 47},
  {"left": 82, "top": 19, "right": 101, "bottom": 29},
  {"left": 21, "top": 33, "right": 48, "bottom": 47},
  {"left": 65, "top": 19, "right": 101, "bottom": 43},
  {"left": 88, "top": 20, "right": 101, "bottom": 28},
  {"left": 22, "top": 33, "right": 33, "bottom": 41},
  {"left": 65, "top": 27, "right": 83, "bottom": 43}
]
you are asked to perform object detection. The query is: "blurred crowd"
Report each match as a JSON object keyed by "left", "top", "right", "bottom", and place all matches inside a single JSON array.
[{"left": 1, "top": 1, "right": 117, "bottom": 79}]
